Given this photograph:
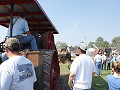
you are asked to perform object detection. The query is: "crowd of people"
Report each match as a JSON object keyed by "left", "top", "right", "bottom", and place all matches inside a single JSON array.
[
  {"left": 0, "top": 13, "right": 120, "bottom": 89},
  {"left": 68, "top": 43, "right": 120, "bottom": 90},
  {"left": 0, "top": 39, "right": 120, "bottom": 90},
  {"left": 94, "top": 52, "right": 120, "bottom": 76}
]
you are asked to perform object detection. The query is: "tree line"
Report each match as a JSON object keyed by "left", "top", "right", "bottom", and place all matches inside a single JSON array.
[{"left": 56, "top": 36, "right": 120, "bottom": 52}]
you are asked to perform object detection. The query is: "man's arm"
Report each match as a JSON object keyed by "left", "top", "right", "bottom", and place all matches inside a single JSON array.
[
  {"left": 94, "top": 56, "right": 96, "bottom": 63},
  {"left": 68, "top": 72, "right": 75, "bottom": 89},
  {"left": 23, "top": 19, "right": 30, "bottom": 35},
  {"left": 92, "top": 60, "right": 96, "bottom": 76},
  {"left": 23, "top": 31, "right": 31, "bottom": 35}
]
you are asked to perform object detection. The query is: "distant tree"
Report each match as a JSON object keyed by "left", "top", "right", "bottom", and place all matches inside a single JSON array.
[
  {"left": 70, "top": 45, "right": 78, "bottom": 52},
  {"left": 80, "top": 41, "right": 84, "bottom": 43},
  {"left": 88, "top": 42, "right": 95, "bottom": 48},
  {"left": 95, "top": 37, "right": 104, "bottom": 48},
  {"left": 111, "top": 36, "right": 120, "bottom": 52},
  {"left": 96, "top": 37, "right": 104, "bottom": 42},
  {"left": 56, "top": 41, "right": 68, "bottom": 50},
  {"left": 103, "top": 41, "right": 109, "bottom": 48},
  {"left": 88, "top": 37, "right": 110, "bottom": 50},
  {"left": 111, "top": 36, "right": 120, "bottom": 45}
]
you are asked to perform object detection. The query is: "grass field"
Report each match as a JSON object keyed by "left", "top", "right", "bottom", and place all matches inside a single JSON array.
[{"left": 59, "top": 62, "right": 111, "bottom": 90}]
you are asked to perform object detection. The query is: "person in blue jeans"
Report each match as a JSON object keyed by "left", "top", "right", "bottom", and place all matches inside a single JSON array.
[
  {"left": 101, "top": 53, "right": 107, "bottom": 70},
  {"left": 2, "top": 13, "right": 38, "bottom": 61},
  {"left": 94, "top": 52, "right": 103, "bottom": 76},
  {"left": 106, "top": 61, "right": 120, "bottom": 90}
]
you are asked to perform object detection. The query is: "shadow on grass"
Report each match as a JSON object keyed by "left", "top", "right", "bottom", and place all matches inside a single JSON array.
[
  {"left": 59, "top": 74, "right": 109, "bottom": 90},
  {"left": 59, "top": 74, "right": 71, "bottom": 90},
  {"left": 59, "top": 62, "right": 109, "bottom": 90},
  {"left": 92, "top": 76, "right": 109, "bottom": 90}
]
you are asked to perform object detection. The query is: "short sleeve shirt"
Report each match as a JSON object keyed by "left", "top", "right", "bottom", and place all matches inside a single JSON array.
[
  {"left": 107, "top": 75, "right": 120, "bottom": 90},
  {"left": 0, "top": 56, "right": 36, "bottom": 90},
  {"left": 102, "top": 55, "right": 107, "bottom": 61},
  {"left": 116, "top": 55, "right": 120, "bottom": 61},
  {"left": 7, "top": 17, "right": 29, "bottom": 36},
  {"left": 70, "top": 54, "right": 96, "bottom": 89},
  {"left": 94, "top": 54, "right": 102, "bottom": 62}
]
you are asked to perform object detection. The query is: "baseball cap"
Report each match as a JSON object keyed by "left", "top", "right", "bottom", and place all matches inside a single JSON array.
[
  {"left": 79, "top": 43, "right": 87, "bottom": 51},
  {"left": 5, "top": 38, "right": 20, "bottom": 51},
  {"left": 20, "top": 13, "right": 27, "bottom": 17}
]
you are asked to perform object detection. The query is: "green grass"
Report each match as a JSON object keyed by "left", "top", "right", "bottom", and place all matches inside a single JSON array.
[
  {"left": 60, "top": 63, "right": 70, "bottom": 75},
  {"left": 92, "top": 70, "right": 111, "bottom": 90},
  {"left": 59, "top": 63, "right": 71, "bottom": 90},
  {"left": 60, "top": 63, "right": 111, "bottom": 90}
]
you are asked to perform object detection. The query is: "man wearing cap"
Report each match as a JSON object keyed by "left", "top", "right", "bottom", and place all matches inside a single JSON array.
[
  {"left": 2, "top": 13, "right": 38, "bottom": 61},
  {"left": 7, "top": 13, "right": 38, "bottom": 51},
  {"left": 0, "top": 38, "right": 37, "bottom": 90},
  {"left": 68, "top": 43, "right": 96, "bottom": 90}
]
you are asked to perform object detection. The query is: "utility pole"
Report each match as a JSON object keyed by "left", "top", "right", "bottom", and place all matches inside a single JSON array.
[{"left": 85, "top": 37, "right": 86, "bottom": 46}]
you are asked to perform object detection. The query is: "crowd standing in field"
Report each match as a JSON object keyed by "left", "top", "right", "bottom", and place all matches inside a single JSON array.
[
  {"left": 68, "top": 43, "right": 120, "bottom": 90},
  {"left": 1, "top": 38, "right": 120, "bottom": 90}
]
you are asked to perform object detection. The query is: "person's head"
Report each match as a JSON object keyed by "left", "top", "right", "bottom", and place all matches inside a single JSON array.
[
  {"left": 77, "top": 43, "right": 87, "bottom": 55},
  {"left": 4, "top": 38, "right": 20, "bottom": 53},
  {"left": 97, "top": 49, "right": 102, "bottom": 55},
  {"left": 20, "top": 13, "right": 27, "bottom": 19},
  {"left": 112, "top": 61, "right": 120, "bottom": 74}
]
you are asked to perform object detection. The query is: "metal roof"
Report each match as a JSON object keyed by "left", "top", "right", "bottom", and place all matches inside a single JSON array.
[{"left": 0, "top": 0, "right": 59, "bottom": 34}]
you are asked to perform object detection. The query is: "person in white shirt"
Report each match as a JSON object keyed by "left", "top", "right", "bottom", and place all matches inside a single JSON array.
[
  {"left": 0, "top": 38, "right": 37, "bottom": 90},
  {"left": 68, "top": 43, "right": 96, "bottom": 90},
  {"left": 101, "top": 53, "right": 107, "bottom": 70},
  {"left": 116, "top": 54, "right": 120, "bottom": 62},
  {"left": 94, "top": 52, "right": 103, "bottom": 76},
  {"left": 2, "top": 13, "right": 38, "bottom": 61}
]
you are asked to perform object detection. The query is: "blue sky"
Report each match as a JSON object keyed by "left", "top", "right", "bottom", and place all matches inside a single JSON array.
[{"left": 0, "top": 0, "right": 120, "bottom": 46}]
